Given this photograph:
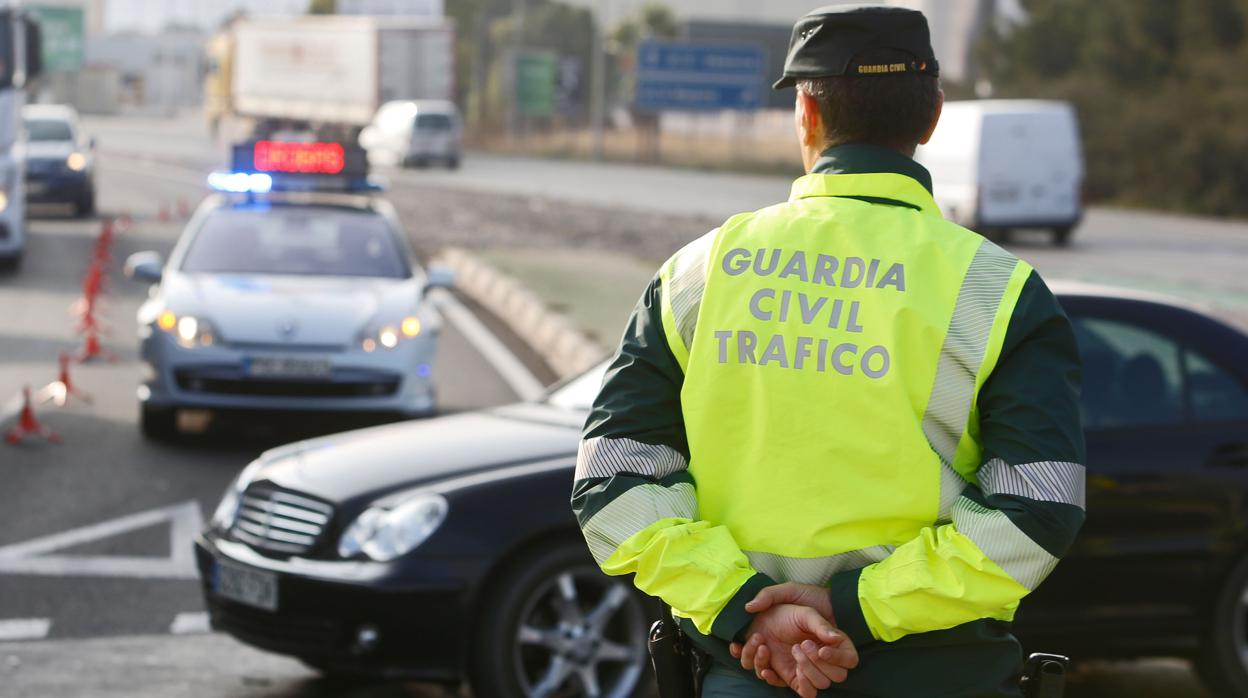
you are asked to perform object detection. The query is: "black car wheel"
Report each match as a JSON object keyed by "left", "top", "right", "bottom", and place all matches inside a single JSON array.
[
  {"left": 1051, "top": 226, "right": 1073, "bottom": 246},
  {"left": 1198, "top": 555, "right": 1248, "bottom": 696},
  {"left": 471, "top": 541, "right": 652, "bottom": 698}
]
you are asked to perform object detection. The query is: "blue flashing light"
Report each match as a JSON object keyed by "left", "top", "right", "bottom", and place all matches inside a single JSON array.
[{"left": 208, "top": 172, "right": 273, "bottom": 194}]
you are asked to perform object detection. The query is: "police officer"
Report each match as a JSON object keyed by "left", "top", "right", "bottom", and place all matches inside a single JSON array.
[{"left": 572, "top": 5, "right": 1085, "bottom": 696}]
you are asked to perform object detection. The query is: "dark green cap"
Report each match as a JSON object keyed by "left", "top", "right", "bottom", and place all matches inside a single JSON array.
[{"left": 773, "top": 4, "right": 939, "bottom": 89}]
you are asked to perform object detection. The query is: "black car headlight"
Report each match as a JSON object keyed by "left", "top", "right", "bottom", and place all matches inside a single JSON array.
[{"left": 337, "top": 493, "right": 448, "bottom": 561}]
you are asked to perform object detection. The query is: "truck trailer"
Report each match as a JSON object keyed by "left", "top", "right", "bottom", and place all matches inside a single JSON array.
[{"left": 204, "top": 15, "right": 455, "bottom": 136}]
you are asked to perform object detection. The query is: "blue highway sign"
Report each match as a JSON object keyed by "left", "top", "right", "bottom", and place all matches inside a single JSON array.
[{"left": 635, "top": 40, "right": 766, "bottom": 112}]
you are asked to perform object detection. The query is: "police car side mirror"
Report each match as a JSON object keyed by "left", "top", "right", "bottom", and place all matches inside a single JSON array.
[
  {"left": 422, "top": 265, "right": 455, "bottom": 296},
  {"left": 125, "top": 251, "right": 163, "bottom": 284}
]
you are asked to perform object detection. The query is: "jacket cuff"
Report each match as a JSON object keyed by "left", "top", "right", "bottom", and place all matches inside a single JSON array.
[
  {"left": 710, "top": 572, "right": 776, "bottom": 643},
  {"left": 829, "top": 568, "right": 876, "bottom": 648}
]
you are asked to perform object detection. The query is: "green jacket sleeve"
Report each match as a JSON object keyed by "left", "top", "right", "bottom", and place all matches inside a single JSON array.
[
  {"left": 571, "top": 271, "right": 773, "bottom": 643},
  {"left": 829, "top": 271, "right": 1087, "bottom": 646}
]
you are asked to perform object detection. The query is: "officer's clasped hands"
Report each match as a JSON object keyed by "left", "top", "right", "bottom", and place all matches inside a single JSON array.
[{"left": 728, "top": 582, "right": 860, "bottom": 697}]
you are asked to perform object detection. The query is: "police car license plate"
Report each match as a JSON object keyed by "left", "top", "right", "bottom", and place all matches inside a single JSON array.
[
  {"left": 246, "top": 356, "right": 332, "bottom": 379},
  {"left": 213, "top": 559, "right": 278, "bottom": 611}
]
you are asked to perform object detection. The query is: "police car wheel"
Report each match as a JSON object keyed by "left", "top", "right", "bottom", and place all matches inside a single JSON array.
[
  {"left": 0, "top": 251, "right": 20, "bottom": 272},
  {"left": 139, "top": 405, "right": 177, "bottom": 441},
  {"left": 470, "top": 540, "right": 654, "bottom": 698},
  {"left": 1196, "top": 554, "right": 1248, "bottom": 697}
]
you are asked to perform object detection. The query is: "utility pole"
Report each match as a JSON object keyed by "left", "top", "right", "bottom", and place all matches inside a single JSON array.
[
  {"left": 589, "top": 0, "right": 609, "bottom": 160},
  {"left": 508, "top": 0, "right": 527, "bottom": 144}
]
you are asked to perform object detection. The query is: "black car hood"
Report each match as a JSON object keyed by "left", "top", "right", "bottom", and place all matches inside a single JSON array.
[{"left": 255, "top": 405, "right": 583, "bottom": 504}]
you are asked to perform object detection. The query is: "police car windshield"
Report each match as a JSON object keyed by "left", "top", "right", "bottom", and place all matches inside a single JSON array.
[
  {"left": 181, "top": 206, "right": 409, "bottom": 278},
  {"left": 26, "top": 119, "right": 74, "bottom": 142}
]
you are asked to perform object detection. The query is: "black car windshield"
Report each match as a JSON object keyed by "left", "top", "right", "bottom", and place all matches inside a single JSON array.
[
  {"left": 181, "top": 206, "right": 410, "bottom": 278},
  {"left": 26, "top": 118, "right": 74, "bottom": 142},
  {"left": 545, "top": 363, "right": 609, "bottom": 410}
]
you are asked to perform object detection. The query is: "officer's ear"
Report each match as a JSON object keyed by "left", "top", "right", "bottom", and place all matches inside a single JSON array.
[
  {"left": 918, "top": 88, "right": 945, "bottom": 146},
  {"left": 795, "top": 87, "right": 824, "bottom": 147}
]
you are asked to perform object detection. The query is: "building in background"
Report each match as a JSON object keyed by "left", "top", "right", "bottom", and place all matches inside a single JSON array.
[{"left": 338, "top": 0, "right": 443, "bottom": 16}]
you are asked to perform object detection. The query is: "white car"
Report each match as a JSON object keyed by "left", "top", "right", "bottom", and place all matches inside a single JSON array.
[
  {"left": 359, "top": 100, "right": 462, "bottom": 169},
  {"left": 125, "top": 190, "right": 453, "bottom": 439}
]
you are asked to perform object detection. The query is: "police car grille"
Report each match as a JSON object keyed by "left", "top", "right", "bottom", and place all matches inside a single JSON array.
[{"left": 231, "top": 487, "right": 334, "bottom": 555}]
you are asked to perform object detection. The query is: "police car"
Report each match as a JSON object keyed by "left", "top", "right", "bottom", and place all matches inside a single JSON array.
[{"left": 124, "top": 140, "right": 453, "bottom": 439}]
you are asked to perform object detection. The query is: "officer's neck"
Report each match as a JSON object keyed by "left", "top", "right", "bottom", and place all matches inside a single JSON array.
[{"left": 805, "top": 141, "right": 916, "bottom": 174}]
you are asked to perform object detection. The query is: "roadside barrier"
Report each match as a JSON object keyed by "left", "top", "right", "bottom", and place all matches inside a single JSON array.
[
  {"left": 4, "top": 214, "right": 130, "bottom": 446},
  {"left": 4, "top": 387, "right": 62, "bottom": 446},
  {"left": 72, "top": 219, "right": 121, "bottom": 364},
  {"left": 37, "top": 353, "right": 93, "bottom": 407}
]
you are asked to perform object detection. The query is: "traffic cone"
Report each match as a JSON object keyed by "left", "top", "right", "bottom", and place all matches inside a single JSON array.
[
  {"left": 116, "top": 212, "right": 133, "bottom": 232},
  {"left": 73, "top": 330, "right": 119, "bottom": 363},
  {"left": 157, "top": 202, "right": 170, "bottom": 222},
  {"left": 5, "top": 387, "right": 61, "bottom": 445},
  {"left": 38, "top": 353, "right": 93, "bottom": 407},
  {"left": 176, "top": 198, "right": 191, "bottom": 220}
]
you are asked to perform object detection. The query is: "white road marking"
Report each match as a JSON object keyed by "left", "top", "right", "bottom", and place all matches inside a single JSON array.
[
  {"left": 431, "top": 288, "right": 545, "bottom": 402},
  {"left": 169, "top": 612, "right": 210, "bottom": 635},
  {"left": 0, "top": 501, "right": 203, "bottom": 580},
  {"left": 0, "top": 618, "right": 51, "bottom": 641}
]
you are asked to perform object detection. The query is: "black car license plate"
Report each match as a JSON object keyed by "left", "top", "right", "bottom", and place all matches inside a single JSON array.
[{"left": 213, "top": 559, "right": 278, "bottom": 611}]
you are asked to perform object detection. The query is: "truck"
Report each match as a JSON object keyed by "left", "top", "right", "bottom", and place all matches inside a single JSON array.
[
  {"left": 203, "top": 15, "right": 455, "bottom": 139},
  {"left": 0, "top": 3, "right": 42, "bottom": 269}
]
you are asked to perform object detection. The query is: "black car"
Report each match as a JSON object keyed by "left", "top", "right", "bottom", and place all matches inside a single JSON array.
[{"left": 194, "top": 284, "right": 1248, "bottom": 697}]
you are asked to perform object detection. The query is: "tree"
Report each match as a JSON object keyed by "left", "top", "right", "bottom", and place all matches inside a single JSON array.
[{"left": 981, "top": 0, "right": 1248, "bottom": 217}]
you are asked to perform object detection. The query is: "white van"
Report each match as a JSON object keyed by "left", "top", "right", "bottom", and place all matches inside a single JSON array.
[
  {"left": 916, "top": 100, "right": 1084, "bottom": 245},
  {"left": 360, "top": 99, "right": 462, "bottom": 169}
]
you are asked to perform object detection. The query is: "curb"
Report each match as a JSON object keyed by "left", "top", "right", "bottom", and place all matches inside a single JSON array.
[{"left": 435, "top": 248, "right": 609, "bottom": 379}]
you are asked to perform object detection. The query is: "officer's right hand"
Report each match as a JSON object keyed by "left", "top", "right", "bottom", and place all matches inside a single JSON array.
[
  {"left": 744, "top": 581, "right": 836, "bottom": 622},
  {"left": 733, "top": 603, "right": 859, "bottom": 697}
]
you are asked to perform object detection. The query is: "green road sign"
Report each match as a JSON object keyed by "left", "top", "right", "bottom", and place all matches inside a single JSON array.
[
  {"left": 516, "top": 51, "right": 556, "bottom": 116},
  {"left": 28, "top": 5, "right": 85, "bottom": 73}
]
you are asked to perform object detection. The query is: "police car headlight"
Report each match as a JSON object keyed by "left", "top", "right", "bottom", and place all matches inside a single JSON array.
[
  {"left": 337, "top": 493, "right": 448, "bottom": 561},
  {"left": 359, "top": 316, "right": 421, "bottom": 352},
  {"left": 157, "top": 311, "right": 217, "bottom": 348}
]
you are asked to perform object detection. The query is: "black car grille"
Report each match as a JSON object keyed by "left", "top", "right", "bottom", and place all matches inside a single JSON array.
[
  {"left": 230, "top": 486, "right": 334, "bottom": 555},
  {"left": 175, "top": 370, "right": 399, "bottom": 398}
]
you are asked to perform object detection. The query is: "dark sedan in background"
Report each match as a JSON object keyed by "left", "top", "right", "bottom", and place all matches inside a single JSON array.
[
  {"left": 195, "top": 284, "right": 1248, "bottom": 698},
  {"left": 23, "top": 104, "right": 95, "bottom": 217}
]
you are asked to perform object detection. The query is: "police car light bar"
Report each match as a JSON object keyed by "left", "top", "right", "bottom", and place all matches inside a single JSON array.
[
  {"left": 208, "top": 172, "right": 273, "bottom": 194},
  {"left": 211, "top": 140, "right": 379, "bottom": 194},
  {"left": 253, "top": 141, "right": 345, "bottom": 175}
]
